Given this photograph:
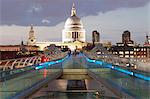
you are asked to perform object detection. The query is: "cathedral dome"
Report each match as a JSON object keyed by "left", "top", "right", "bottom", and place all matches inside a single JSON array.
[
  {"left": 64, "top": 3, "right": 83, "bottom": 30},
  {"left": 65, "top": 16, "right": 83, "bottom": 29},
  {"left": 62, "top": 3, "right": 86, "bottom": 43}
]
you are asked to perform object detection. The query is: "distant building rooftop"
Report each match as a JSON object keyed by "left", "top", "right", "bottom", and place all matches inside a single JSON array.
[{"left": 0, "top": 45, "right": 39, "bottom": 51}]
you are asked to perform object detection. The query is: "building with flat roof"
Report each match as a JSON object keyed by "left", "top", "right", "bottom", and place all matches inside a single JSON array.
[
  {"left": 92, "top": 30, "right": 100, "bottom": 45},
  {"left": 109, "top": 31, "right": 150, "bottom": 58}
]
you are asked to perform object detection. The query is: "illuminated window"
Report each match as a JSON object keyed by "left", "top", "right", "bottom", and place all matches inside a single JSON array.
[
  {"left": 130, "top": 55, "right": 134, "bottom": 58},
  {"left": 125, "top": 55, "right": 129, "bottom": 58},
  {"left": 130, "top": 51, "right": 133, "bottom": 54},
  {"left": 113, "top": 52, "right": 117, "bottom": 54},
  {"left": 125, "top": 51, "right": 129, "bottom": 54},
  {"left": 119, "top": 51, "right": 123, "bottom": 54},
  {"left": 120, "top": 55, "right": 123, "bottom": 57},
  {"left": 134, "top": 48, "right": 136, "bottom": 51},
  {"left": 137, "top": 48, "right": 140, "bottom": 51},
  {"left": 141, "top": 48, "right": 143, "bottom": 51}
]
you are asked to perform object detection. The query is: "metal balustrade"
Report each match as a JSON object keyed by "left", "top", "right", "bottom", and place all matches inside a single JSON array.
[
  {"left": 1, "top": 52, "right": 149, "bottom": 99},
  {"left": 0, "top": 56, "right": 41, "bottom": 71},
  {"left": 0, "top": 52, "right": 68, "bottom": 71},
  {"left": 84, "top": 44, "right": 150, "bottom": 72}
]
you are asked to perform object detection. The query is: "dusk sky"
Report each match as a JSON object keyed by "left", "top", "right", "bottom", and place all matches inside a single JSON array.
[{"left": 0, "top": 0, "right": 150, "bottom": 45}]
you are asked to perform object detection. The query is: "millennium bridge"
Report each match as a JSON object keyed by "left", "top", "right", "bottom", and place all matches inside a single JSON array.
[{"left": 0, "top": 45, "right": 149, "bottom": 99}]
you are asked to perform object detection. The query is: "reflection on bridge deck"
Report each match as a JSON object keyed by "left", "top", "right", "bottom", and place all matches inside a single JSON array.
[
  {"left": 0, "top": 53, "right": 149, "bottom": 98},
  {"left": 0, "top": 69, "right": 62, "bottom": 99}
]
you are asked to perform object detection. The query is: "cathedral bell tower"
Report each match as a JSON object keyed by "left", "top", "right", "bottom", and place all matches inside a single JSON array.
[{"left": 27, "top": 25, "right": 36, "bottom": 45}]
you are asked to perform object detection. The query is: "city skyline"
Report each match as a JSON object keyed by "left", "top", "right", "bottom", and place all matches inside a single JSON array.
[{"left": 0, "top": 0, "right": 150, "bottom": 45}]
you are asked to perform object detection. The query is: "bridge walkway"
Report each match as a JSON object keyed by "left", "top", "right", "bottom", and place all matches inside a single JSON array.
[{"left": 0, "top": 53, "right": 149, "bottom": 98}]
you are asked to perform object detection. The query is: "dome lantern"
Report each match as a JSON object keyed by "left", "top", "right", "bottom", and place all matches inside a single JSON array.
[{"left": 71, "top": 3, "right": 76, "bottom": 16}]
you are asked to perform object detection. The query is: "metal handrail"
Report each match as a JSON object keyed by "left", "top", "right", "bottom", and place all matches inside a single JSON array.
[
  {"left": 12, "top": 69, "right": 63, "bottom": 99},
  {"left": 87, "top": 70, "right": 134, "bottom": 99}
]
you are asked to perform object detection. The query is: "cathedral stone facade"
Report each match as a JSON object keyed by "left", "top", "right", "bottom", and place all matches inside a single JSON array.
[
  {"left": 28, "top": 3, "right": 87, "bottom": 51},
  {"left": 62, "top": 3, "right": 85, "bottom": 43}
]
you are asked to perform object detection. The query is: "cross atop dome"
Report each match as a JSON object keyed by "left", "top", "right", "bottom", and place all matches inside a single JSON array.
[{"left": 71, "top": 3, "right": 76, "bottom": 16}]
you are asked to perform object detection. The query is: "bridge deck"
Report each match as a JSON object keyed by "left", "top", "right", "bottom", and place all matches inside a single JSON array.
[{"left": 0, "top": 53, "right": 149, "bottom": 98}]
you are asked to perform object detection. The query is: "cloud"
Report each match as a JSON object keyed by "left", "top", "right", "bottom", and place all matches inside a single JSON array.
[
  {"left": 27, "top": 4, "right": 42, "bottom": 13},
  {"left": 0, "top": 22, "right": 64, "bottom": 45},
  {"left": 41, "top": 19, "right": 50, "bottom": 24},
  {"left": 0, "top": 2, "right": 149, "bottom": 45},
  {"left": 0, "top": 0, "right": 149, "bottom": 26},
  {"left": 82, "top": 4, "right": 149, "bottom": 44}
]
